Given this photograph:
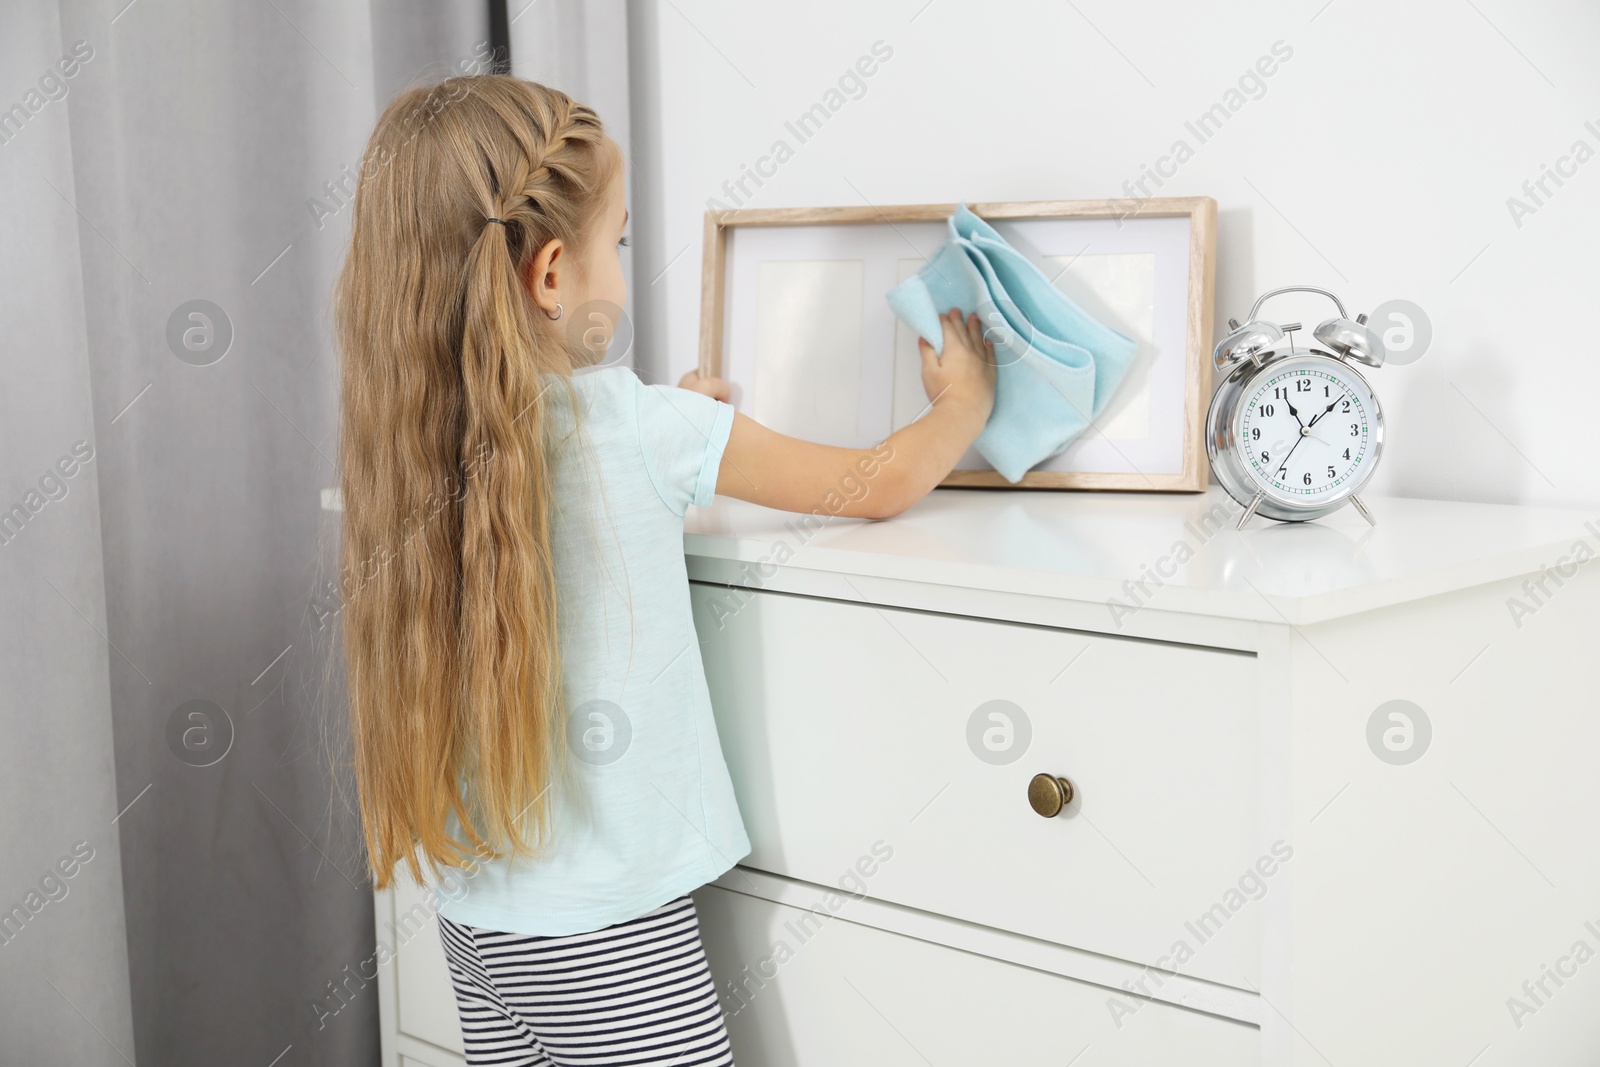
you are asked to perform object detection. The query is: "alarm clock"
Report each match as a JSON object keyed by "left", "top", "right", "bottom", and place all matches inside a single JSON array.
[{"left": 1205, "top": 286, "right": 1387, "bottom": 529}]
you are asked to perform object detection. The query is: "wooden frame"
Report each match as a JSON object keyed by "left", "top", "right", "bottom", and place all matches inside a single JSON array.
[{"left": 699, "top": 198, "right": 1216, "bottom": 492}]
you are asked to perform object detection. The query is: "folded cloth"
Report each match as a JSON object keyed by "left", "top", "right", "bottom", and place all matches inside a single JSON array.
[{"left": 886, "top": 203, "right": 1138, "bottom": 483}]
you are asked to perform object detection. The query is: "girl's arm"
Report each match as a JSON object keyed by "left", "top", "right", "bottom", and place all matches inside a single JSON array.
[{"left": 685, "top": 308, "right": 996, "bottom": 520}]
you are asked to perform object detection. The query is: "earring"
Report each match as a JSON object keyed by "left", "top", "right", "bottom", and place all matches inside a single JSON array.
[{"left": 545, "top": 302, "right": 563, "bottom": 321}]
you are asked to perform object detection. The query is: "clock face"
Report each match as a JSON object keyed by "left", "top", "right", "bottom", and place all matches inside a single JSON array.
[{"left": 1236, "top": 356, "right": 1377, "bottom": 503}]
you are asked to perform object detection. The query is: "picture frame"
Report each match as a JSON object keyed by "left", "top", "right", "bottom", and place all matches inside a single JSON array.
[{"left": 698, "top": 197, "right": 1217, "bottom": 491}]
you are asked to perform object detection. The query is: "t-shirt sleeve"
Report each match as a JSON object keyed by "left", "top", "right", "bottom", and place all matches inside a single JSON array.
[{"left": 632, "top": 372, "right": 736, "bottom": 516}]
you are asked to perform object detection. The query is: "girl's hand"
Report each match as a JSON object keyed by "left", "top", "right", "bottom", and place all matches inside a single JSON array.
[
  {"left": 678, "top": 369, "right": 731, "bottom": 402},
  {"left": 919, "top": 308, "right": 996, "bottom": 421}
]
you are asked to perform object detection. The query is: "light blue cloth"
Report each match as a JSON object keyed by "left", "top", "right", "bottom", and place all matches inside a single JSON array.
[
  {"left": 886, "top": 203, "right": 1139, "bottom": 482},
  {"left": 429, "top": 365, "right": 750, "bottom": 936}
]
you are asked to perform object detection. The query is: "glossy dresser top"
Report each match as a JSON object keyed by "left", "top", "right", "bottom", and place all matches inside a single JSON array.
[{"left": 685, "top": 487, "right": 1597, "bottom": 625}]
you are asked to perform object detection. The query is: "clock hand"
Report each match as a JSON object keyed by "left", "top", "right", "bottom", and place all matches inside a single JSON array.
[
  {"left": 1306, "top": 420, "right": 1344, "bottom": 449},
  {"left": 1273, "top": 433, "right": 1307, "bottom": 478},
  {"left": 1306, "top": 394, "right": 1347, "bottom": 430},
  {"left": 1284, "top": 397, "right": 1304, "bottom": 428}
]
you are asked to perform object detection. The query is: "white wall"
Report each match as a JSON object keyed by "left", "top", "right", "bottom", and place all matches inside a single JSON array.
[{"left": 626, "top": 0, "right": 1600, "bottom": 510}]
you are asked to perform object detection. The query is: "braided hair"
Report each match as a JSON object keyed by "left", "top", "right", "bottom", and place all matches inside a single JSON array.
[{"left": 335, "top": 76, "right": 622, "bottom": 889}]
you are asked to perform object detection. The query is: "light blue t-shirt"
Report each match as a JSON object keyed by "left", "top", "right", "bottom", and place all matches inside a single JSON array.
[{"left": 431, "top": 364, "right": 749, "bottom": 936}]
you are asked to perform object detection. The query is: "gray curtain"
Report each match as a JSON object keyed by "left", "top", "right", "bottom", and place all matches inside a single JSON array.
[
  {"left": 0, "top": 7, "right": 137, "bottom": 1065},
  {"left": 0, "top": 1, "right": 485, "bottom": 1064}
]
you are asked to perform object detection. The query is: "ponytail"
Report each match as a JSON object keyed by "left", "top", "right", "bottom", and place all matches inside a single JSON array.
[{"left": 336, "top": 75, "right": 621, "bottom": 889}]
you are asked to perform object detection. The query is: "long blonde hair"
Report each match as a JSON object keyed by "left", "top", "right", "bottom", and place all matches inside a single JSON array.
[{"left": 335, "top": 76, "right": 621, "bottom": 889}]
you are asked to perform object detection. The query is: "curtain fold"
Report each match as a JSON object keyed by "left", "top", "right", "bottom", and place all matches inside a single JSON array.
[
  {"left": 0, "top": 2, "right": 485, "bottom": 1064},
  {"left": 0, "top": 6, "right": 137, "bottom": 1065}
]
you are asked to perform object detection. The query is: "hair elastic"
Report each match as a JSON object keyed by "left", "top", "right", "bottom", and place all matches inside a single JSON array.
[{"left": 484, "top": 217, "right": 507, "bottom": 226}]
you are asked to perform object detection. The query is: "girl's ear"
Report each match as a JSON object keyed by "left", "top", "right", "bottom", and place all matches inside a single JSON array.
[{"left": 523, "top": 238, "right": 566, "bottom": 318}]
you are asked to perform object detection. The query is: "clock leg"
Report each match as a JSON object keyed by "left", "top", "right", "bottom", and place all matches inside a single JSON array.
[
  {"left": 1236, "top": 491, "right": 1265, "bottom": 530},
  {"left": 1351, "top": 494, "right": 1377, "bottom": 526}
]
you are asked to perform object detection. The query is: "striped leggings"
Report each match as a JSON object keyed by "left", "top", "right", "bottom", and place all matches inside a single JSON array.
[{"left": 437, "top": 895, "right": 736, "bottom": 1066}]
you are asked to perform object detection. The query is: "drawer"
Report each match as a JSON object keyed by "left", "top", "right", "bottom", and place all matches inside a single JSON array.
[
  {"left": 694, "top": 884, "right": 1259, "bottom": 1065},
  {"left": 692, "top": 584, "right": 1263, "bottom": 988}
]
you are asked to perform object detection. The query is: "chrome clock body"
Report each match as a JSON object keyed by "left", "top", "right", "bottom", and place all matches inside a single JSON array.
[
  {"left": 1207, "top": 346, "right": 1385, "bottom": 523},
  {"left": 1206, "top": 287, "right": 1388, "bottom": 527}
]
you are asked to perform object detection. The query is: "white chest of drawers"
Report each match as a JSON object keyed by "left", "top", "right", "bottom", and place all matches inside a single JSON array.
[{"left": 375, "top": 487, "right": 1600, "bottom": 1067}]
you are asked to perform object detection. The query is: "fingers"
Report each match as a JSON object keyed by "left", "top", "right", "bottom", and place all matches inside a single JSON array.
[
  {"left": 939, "top": 307, "right": 959, "bottom": 342},
  {"left": 958, "top": 310, "right": 996, "bottom": 365},
  {"left": 977, "top": 318, "right": 994, "bottom": 364},
  {"left": 931, "top": 309, "right": 996, "bottom": 371},
  {"left": 937, "top": 308, "right": 990, "bottom": 358},
  {"left": 678, "top": 369, "right": 733, "bottom": 401}
]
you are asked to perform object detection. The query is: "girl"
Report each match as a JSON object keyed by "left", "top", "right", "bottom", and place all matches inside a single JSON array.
[{"left": 336, "top": 75, "right": 994, "bottom": 1066}]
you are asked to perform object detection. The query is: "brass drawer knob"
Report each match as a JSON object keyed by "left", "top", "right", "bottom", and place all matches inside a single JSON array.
[{"left": 1028, "top": 773, "right": 1075, "bottom": 818}]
